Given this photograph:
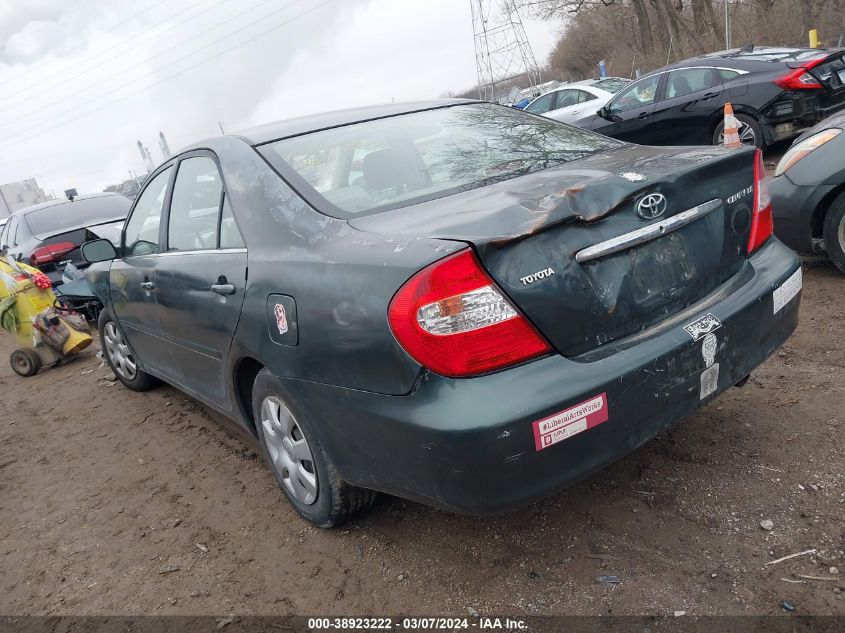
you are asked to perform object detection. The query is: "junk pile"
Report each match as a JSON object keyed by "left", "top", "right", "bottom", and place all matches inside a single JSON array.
[{"left": 0, "top": 255, "right": 92, "bottom": 377}]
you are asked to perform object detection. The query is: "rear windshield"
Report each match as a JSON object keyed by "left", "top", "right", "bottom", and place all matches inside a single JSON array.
[
  {"left": 259, "top": 103, "right": 622, "bottom": 217},
  {"left": 592, "top": 78, "right": 631, "bottom": 93},
  {"left": 24, "top": 196, "right": 131, "bottom": 238}
]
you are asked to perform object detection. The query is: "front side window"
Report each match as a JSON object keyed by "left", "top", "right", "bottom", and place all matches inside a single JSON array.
[
  {"left": 123, "top": 167, "right": 171, "bottom": 257},
  {"left": 168, "top": 157, "right": 223, "bottom": 251},
  {"left": 259, "top": 104, "right": 622, "bottom": 218},
  {"left": 525, "top": 93, "right": 555, "bottom": 114},
  {"left": 609, "top": 74, "right": 661, "bottom": 112}
]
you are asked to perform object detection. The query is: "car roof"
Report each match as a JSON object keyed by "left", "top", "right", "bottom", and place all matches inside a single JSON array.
[
  {"left": 527, "top": 83, "right": 610, "bottom": 105},
  {"left": 649, "top": 46, "right": 840, "bottom": 74},
  {"left": 12, "top": 192, "right": 128, "bottom": 217},
  {"left": 237, "top": 99, "right": 477, "bottom": 145}
]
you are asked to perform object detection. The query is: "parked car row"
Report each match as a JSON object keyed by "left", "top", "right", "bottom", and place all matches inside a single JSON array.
[{"left": 528, "top": 46, "right": 845, "bottom": 149}]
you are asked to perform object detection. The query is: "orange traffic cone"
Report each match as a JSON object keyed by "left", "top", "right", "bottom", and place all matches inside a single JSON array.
[{"left": 723, "top": 102, "right": 742, "bottom": 149}]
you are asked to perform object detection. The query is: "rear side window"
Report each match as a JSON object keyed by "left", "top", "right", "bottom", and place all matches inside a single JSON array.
[
  {"left": 665, "top": 68, "right": 723, "bottom": 98},
  {"left": 124, "top": 167, "right": 171, "bottom": 256},
  {"left": 260, "top": 103, "right": 622, "bottom": 218},
  {"left": 555, "top": 90, "right": 580, "bottom": 108},
  {"left": 577, "top": 90, "right": 598, "bottom": 103},
  {"left": 168, "top": 157, "right": 224, "bottom": 251},
  {"left": 219, "top": 195, "right": 244, "bottom": 249}
]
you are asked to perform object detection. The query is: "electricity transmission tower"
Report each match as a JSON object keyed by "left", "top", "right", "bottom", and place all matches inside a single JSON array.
[{"left": 470, "top": 0, "right": 541, "bottom": 102}]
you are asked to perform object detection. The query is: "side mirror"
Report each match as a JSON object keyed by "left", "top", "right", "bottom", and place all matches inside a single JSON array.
[
  {"left": 598, "top": 106, "right": 609, "bottom": 119},
  {"left": 81, "top": 238, "right": 118, "bottom": 263}
]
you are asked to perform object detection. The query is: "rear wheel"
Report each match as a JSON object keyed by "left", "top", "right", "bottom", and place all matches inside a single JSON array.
[
  {"left": 823, "top": 193, "right": 845, "bottom": 274},
  {"left": 10, "top": 349, "right": 41, "bottom": 377},
  {"left": 98, "top": 310, "right": 158, "bottom": 391},
  {"left": 252, "top": 369, "right": 377, "bottom": 527},
  {"left": 713, "top": 113, "right": 763, "bottom": 149}
]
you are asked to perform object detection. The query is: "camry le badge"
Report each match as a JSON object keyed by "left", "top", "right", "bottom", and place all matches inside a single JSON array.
[{"left": 636, "top": 193, "right": 668, "bottom": 220}]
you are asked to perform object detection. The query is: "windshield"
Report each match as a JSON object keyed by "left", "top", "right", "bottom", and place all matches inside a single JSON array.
[
  {"left": 259, "top": 103, "right": 622, "bottom": 217},
  {"left": 24, "top": 196, "right": 130, "bottom": 239}
]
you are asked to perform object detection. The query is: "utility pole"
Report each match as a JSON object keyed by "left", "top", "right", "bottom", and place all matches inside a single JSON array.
[{"left": 470, "top": 0, "right": 541, "bottom": 102}]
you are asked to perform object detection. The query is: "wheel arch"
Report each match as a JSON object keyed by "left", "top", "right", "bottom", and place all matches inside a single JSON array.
[
  {"left": 811, "top": 184, "right": 845, "bottom": 240},
  {"left": 232, "top": 355, "right": 265, "bottom": 438}
]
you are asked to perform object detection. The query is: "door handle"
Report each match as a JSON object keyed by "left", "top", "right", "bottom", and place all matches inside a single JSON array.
[
  {"left": 210, "top": 283, "right": 236, "bottom": 296},
  {"left": 140, "top": 281, "right": 154, "bottom": 290},
  {"left": 702, "top": 91, "right": 719, "bottom": 100},
  {"left": 636, "top": 112, "right": 649, "bottom": 119}
]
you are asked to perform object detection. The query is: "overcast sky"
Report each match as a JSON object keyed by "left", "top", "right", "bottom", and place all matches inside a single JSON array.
[{"left": 0, "top": 0, "right": 561, "bottom": 196}]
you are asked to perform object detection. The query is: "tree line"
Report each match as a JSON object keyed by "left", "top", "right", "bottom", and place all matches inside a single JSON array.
[{"left": 525, "top": 0, "right": 845, "bottom": 82}]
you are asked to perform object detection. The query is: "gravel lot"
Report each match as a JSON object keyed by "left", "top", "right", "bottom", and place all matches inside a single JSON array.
[{"left": 0, "top": 261, "right": 842, "bottom": 617}]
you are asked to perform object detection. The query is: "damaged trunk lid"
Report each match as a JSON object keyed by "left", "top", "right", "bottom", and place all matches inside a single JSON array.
[{"left": 352, "top": 144, "right": 759, "bottom": 356}]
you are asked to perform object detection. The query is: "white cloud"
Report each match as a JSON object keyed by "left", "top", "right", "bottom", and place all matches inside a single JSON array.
[{"left": 0, "top": 0, "right": 560, "bottom": 196}]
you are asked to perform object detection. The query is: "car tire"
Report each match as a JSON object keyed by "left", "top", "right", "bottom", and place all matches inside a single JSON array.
[
  {"left": 252, "top": 369, "right": 377, "bottom": 527},
  {"left": 823, "top": 192, "right": 845, "bottom": 274},
  {"left": 98, "top": 309, "right": 158, "bottom": 391},
  {"left": 10, "top": 348, "right": 41, "bottom": 377},
  {"left": 712, "top": 113, "right": 764, "bottom": 149}
]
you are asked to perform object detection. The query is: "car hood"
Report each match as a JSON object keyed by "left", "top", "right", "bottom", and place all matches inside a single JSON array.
[{"left": 348, "top": 143, "right": 737, "bottom": 242}]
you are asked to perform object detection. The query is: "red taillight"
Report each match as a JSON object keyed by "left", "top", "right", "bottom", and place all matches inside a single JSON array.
[
  {"left": 30, "top": 241, "right": 76, "bottom": 266},
  {"left": 388, "top": 249, "right": 551, "bottom": 378},
  {"left": 774, "top": 59, "right": 824, "bottom": 90},
  {"left": 747, "top": 149, "right": 773, "bottom": 254}
]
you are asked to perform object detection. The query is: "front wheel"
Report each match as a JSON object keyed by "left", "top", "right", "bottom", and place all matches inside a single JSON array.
[
  {"left": 823, "top": 192, "right": 845, "bottom": 274},
  {"left": 713, "top": 113, "right": 764, "bottom": 149},
  {"left": 252, "top": 369, "right": 377, "bottom": 527},
  {"left": 98, "top": 310, "right": 158, "bottom": 391}
]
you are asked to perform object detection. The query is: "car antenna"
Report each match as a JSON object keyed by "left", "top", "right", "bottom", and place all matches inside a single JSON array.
[{"left": 64, "top": 188, "right": 78, "bottom": 202}]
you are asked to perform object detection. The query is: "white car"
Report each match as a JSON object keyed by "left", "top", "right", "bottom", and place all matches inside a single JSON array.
[{"left": 524, "top": 79, "right": 630, "bottom": 124}]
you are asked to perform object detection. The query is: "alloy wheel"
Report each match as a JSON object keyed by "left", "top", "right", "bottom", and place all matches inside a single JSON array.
[
  {"left": 103, "top": 321, "right": 138, "bottom": 381},
  {"left": 260, "top": 396, "right": 318, "bottom": 505},
  {"left": 719, "top": 120, "right": 756, "bottom": 146}
]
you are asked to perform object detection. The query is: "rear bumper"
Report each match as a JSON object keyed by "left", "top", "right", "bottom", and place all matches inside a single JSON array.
[
  {"left": 760, "top": 93, "right": 845, "bottom": 144},
  {"left": 291, "top": 240, "right": 801, "bottom": 514},
  {"left": 771, "top": 173, "right": 833, "bottom": 253}
]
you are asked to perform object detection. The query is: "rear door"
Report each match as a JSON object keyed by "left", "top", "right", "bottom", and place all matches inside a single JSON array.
[
  {"left": 547, "top": 89, "right": 599, "bottom": 124},
  {"left": 589, "top": 73, "right": 663, "bottom": 143},
  {"left": 651, "top": 67, "right": 725, "bottom": 144},
  {"left": 110, "top": 166, "right": 175, "bottom": 378},
  {"left": 154, "top": 152, "right": 247, "bottom": 412}
]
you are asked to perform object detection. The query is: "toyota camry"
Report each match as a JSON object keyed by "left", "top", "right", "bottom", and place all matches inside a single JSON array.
[{"left": 81, "top": 100, "right": 802, "bottom": 527}]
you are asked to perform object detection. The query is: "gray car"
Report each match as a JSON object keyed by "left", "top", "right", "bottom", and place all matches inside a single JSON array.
[
  {"left": 771, "top": 110, "right": 845, "bottom": 273},
  {"left": 81, "top": 100, "right": 801, "bottom": 527}
]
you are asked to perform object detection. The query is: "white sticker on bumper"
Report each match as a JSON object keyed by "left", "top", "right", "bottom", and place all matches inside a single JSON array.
[
  {"left": 773, "top": 268, "right": 802, "bottom": 314},
  {"left": 700, "top": 363, "right": 719, "bottom": 400}
]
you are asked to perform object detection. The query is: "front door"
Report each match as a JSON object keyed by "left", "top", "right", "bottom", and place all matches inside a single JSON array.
[
  {"left": 590, "top": 73, "right": 663, "bottom": 144},
  {"left": 110, "top": 166, "right": 175, "bottom": 378},
  {"left": 153, "top": 154, "right": 247, "bottom": 412}
]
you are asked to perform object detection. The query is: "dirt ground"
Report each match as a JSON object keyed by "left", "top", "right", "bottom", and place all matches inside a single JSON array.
[{"left": 0, "top": 261, "right": 842, "bottom": 618}]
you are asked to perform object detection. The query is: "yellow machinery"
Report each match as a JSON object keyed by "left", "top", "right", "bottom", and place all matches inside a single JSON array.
[{"left": 0, "top": 256, "right": 92, "bottom": 377}]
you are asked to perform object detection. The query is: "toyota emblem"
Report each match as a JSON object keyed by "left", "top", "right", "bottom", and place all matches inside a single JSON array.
[{"left": 636, "top": 193, "right": 668, "bottom": 220}]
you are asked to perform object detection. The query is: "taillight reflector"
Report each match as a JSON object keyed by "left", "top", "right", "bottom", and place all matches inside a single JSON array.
[
  {"left": 747, "top": 149, "right": 773, "bottom": 254},
  {"left": 30, "top": 241, "right": 76, "bottom": 266},
  {"left": 775, "top": 59, "right": 824, "bottom": 90},
  {"left": 388, "top": 249, "right": 551, "bottom": 378}
]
